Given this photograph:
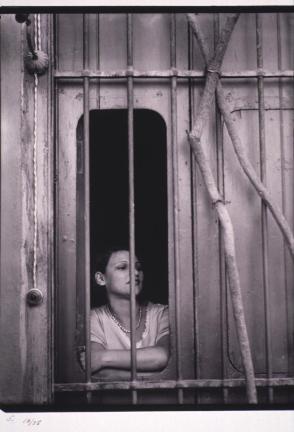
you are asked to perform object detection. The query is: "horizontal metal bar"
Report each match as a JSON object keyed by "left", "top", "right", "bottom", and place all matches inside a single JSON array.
[
  {"left": 54, "top": 69, "right": 294, "bottom": 79},
  {"left": 55, "top": 378, "right": 294, "bottom": 392}
]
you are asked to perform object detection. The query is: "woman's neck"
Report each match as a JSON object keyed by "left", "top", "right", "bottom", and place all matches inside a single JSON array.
[{"left": 108, "top": 297, "right": 141, "bottom": 329}]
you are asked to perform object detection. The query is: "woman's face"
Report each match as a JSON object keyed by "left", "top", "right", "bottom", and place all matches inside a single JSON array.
[{"left": 101, "top": 250, "right": 144, "bottom": 299}]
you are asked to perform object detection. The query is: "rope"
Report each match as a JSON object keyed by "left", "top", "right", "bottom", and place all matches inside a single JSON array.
[
  {"left": 33, "top": 72, "right": 38, "bottom": 291},
  {"left": 32, "top": 14, "right": 40, "bottom": 291}
]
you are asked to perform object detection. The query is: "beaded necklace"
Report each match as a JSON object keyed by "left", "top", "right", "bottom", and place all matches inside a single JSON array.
[{"left": 107, "top": 305, "right": 142, "bottom": 334}]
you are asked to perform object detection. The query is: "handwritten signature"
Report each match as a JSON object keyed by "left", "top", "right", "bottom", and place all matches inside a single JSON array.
[{"left": 6, "top": 415, "right": 42, "bottom": 426}]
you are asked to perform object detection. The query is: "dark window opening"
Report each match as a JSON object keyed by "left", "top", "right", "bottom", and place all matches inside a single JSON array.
[
  {"left": 88, "top": 109, "right": 168, "bottom": 307},
  {"left": 56, "top": 109, "right": 168, "bottom": 387}
]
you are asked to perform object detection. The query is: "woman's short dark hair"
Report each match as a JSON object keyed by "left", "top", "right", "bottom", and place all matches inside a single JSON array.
[{"left": 94, "top": 243, "right": 131, "bottom": 274}]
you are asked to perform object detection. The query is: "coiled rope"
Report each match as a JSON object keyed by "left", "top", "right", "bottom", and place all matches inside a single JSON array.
[{"left": 32, "top": 14, "right": 41, "bottom": 291}]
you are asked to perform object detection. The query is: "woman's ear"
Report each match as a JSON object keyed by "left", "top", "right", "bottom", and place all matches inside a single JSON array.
[{"left": 95, "top": 271, "right": 106, "bottom": 286}]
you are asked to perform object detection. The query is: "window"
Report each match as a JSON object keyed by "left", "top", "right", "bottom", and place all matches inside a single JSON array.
[
  {"left": 53, "top": 12, "right": 294, "bottom": 406},
  {"left": 87, "top": 109, "right": 168, "bottom": 306}
]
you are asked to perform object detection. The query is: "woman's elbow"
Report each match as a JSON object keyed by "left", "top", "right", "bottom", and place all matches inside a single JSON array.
[{"left": 153, "top": 347, "right": 169, "bottom": 371}]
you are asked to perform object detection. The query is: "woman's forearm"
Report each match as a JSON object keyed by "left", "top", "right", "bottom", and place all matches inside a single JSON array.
[{"left": 91, "top": 346, "right": 168, "bottom": 373}]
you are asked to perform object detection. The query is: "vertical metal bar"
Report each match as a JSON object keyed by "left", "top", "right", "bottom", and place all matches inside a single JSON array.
[
  {"left": 170, "top": 13, "right": 183, "bottom": 405},
  {"left": 256, "top": 13, "right": 273, "bottom": 403},
  {"left": 127, "top": 13, "right": 138, "bottom": 405},
  {"left": 53, "top": 13, "right": 58, "bottom": 71},
  {"left": 276, "top": 13, "right": 293, "bottom": 379},
  {"left": 188, "top": 21, "right": 200, "bottom": 405},
  {"left": 83, "top": 13, "right": 92, "bottom": 402},
  {"left": 53, "top": 14, "right": 59, "bottom": 399},
  {"left": 96, "top": 13, "right": 101, "bottom": 109},
  {"left": 83, "top": 14, "right": 90, "bottom": 72},
  {"left": 48, "top": 12, "right": 55, "bottom": 404},
  {"left": 93, "top": 19, "right": 100, "bottom": 398}
]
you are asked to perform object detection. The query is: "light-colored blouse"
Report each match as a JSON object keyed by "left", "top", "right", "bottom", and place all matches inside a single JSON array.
[{"left": 90, "top": 302, "right": 169, "bottom": 350}]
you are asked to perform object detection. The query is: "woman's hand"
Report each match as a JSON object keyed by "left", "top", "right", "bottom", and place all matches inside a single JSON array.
[
  {"left": 77, "top": 343, "right": 106, "bottom": 372},
  {"left": 77, "top": 346, "right": 86, "bottom": 371}
]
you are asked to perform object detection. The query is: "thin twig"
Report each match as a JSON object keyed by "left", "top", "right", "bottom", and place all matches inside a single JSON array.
[{"left": 187, "top": 13, "right": 257, "bottom": 404}]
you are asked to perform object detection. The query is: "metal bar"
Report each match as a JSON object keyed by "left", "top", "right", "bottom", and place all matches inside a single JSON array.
[
  {"left": 188, "top": 21, "right": 200, "bottom": 405},
  {"left": 48, "top": 12, "right": 55, "bottom": 404},
  {"left": 232, "top": 107, "right": 294, "bottom": 114},
  {"left": 55, "top": 377, "right": 294, "bottom": 392},
  {"left": 277, "top": 13, "right": 294, "bottom": 380},
  {"left": 54, "top": 69, "right": 294, "bottom": 79},
  {"left": 256, "top": 13, "right": 273, "bottom": 404},
  {"left": 96, "top": 13, "right": 101, "bottom": 109},
  {"left": 127, "top": 13, "right": 137, "bottom": 406},
  {"left": 83, "top": 13, "right": 92, "bottom": 402},
  {"left": 53, "top": 13, "right": 58, "bottom": 71},
  {"left": 53, "top": 14, "right": 60, "bottom": 401},
  {"left": 170, "top": 13, "right": 183, "bottom": 406},
  {"left": 83, "top": 14, "right": 90, "bottom": 72},
  {"left": 214, "top": 13, "right": 229, "bottom": 405}
]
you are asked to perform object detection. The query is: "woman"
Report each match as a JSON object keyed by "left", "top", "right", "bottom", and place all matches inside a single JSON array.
[{"left": 80, "top": 245, "right": 169, "bottom": 378}]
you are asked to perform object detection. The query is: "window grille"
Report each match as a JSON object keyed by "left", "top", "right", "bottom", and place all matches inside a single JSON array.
[{"left": 53, "top": 12, "right": 294, "bottom": 406}]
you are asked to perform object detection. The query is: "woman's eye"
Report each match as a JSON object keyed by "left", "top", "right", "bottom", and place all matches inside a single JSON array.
[{"left": 117, "top": 264, "right": 127, "bottom": 270}]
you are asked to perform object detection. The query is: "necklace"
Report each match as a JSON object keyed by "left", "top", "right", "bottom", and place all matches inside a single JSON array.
[{"left": 107, "top": 305, "right": 142, "bottom": 334}]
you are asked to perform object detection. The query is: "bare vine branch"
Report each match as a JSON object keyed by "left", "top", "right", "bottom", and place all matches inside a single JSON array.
[
  {"left": 189, "top": 13, "right": 240, "bottom": 141},
  {"left": 217, "top": 93, "right": 294, "bottom": 258},
  {"left": 187, "top": 13, "right": 257, "bottom": 404},
  {"left": 188, "top": 12, "right": 294, "bottom": 260}
]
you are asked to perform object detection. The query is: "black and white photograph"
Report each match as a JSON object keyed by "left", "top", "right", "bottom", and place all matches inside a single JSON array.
[{"left": 0, "top": 4, "right": 294, "bottom": 419}]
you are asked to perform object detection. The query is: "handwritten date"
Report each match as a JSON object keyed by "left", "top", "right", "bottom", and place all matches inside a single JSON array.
[{"left": 6, "top": 415, "right": 42, "bottom": 426}]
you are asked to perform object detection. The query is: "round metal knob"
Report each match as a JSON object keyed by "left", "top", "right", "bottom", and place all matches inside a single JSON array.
[
  {"left": 26, "top": 289, "right": 43, "bottom": 306},
  {"left": 15, "top": 14, "right": 30, "bottom": 24}
]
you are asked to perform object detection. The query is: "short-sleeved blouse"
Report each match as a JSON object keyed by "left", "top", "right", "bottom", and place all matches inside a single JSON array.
[{"left": 90, "top": 302, "right": 169, "bottom": 349}]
